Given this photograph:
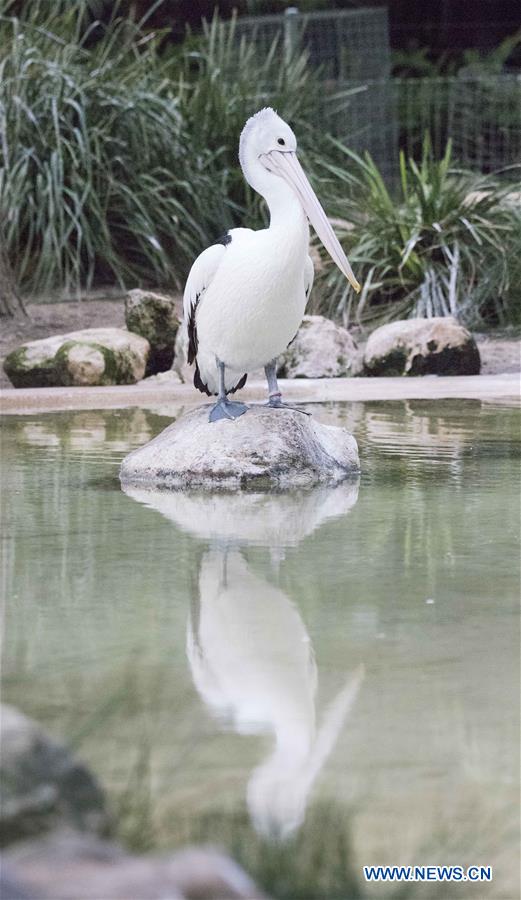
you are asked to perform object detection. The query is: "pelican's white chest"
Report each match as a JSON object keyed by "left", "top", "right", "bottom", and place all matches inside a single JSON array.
[{"left": 197, "top": 214, "right": 309, "bottom": 373}]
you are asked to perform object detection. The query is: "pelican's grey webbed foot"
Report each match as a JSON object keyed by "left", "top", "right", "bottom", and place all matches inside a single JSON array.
[
  {"left": 209, "top": 359, "right": 248, "bottom": 423},
  {"left": 264, "top": 360, "right": 311, "bottom": 416},
  {"left": 209, "top": 399, "right": 248, "bottom": 422},
  {"left": 267, "top": 394, "right": 310, "bottom": 415}
]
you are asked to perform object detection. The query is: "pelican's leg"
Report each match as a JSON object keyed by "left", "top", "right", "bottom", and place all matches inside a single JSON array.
[
  {"left": 264, "top": 360, "right": 310, "bottom": 415},
  {"left": 209, "top": 360, "right": 249, "bottom": 423}
]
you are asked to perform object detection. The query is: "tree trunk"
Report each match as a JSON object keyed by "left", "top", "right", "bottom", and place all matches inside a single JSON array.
[{"left": 0, "top": 233, "right": 27, "bottom": 317}]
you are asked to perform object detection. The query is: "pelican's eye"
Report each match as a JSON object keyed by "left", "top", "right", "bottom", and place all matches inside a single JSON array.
[{"left": 277, "top": 138, "right": 285, "bottom": 146}]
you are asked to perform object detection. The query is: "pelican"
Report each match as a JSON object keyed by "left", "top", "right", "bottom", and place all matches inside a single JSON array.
[{"left": 183, "top": 107, "right": 360, "bottom": 422}]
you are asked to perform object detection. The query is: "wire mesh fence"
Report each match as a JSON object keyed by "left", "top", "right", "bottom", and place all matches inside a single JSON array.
[
  {"left": 394, "top": 75, "right": 521, "bottom": 172},
  {"left": 326, "top": 75, "right": 521, "bottom": 180},
  {"left": 230, "top": 7, "right": 521, "bottom": 181},
  {"left": 233, "top": 5, "right": 391, "bottom": 80}
]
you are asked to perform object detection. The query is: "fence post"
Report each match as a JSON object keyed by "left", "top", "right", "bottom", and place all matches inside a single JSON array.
[{"left": 284, "top": 7, "right": 299, "bottom": 65}]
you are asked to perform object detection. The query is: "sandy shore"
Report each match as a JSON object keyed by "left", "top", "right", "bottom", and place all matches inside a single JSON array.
[{"left": 1, "top": 373, "right": 519, "bottom": 416}]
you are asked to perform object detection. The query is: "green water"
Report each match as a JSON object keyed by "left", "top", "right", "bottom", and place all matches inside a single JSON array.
[{"left": 1, "top": 400, "right": 520, "bottom": 898}]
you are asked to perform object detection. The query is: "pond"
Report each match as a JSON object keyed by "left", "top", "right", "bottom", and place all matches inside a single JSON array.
[{"left": 1, "top": 400, "right": 519, "bottom": 899}]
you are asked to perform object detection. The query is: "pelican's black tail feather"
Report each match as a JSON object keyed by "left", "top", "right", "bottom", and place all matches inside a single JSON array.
[
  {"left": 228, "top": 373, "right": 248, "bottom": 395},
  {"left": 193, "top": 366, "right": 247, "bottom": 397},
  {"left": 193, "top": 363, "right": 212, "bottom": 396}
]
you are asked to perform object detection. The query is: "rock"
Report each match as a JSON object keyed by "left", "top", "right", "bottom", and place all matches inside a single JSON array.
[
  {"left": 125, "top": 289, "right": 179, "bottom": 374},
  {"left": 277, "top": 315, "right": 358, "bottom": 379},
  {"left": 363, "top": 316, "right": 481, "bottom": 376},
  {"left": 2, "top": 832, "right": 268, "bottom": 899},
  {"left": 119, "top": 406, "right": 360, "bottom": 489},
  {"left": 171, "top": 324, "right": 191, "bottom": 383},
  {"left": 0, "top": 705, "right": 107, "bottom": 846},
  {"left": 3, "top": 328, "right": 149, "bottom": 388},
  {"left": 139, "top": 369, "right": 182, "bottom": 385}
]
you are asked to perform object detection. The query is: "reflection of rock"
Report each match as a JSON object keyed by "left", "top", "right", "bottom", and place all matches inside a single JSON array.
[
  {"left": 0, "top": 705, "right": 107, "bottom": 846},
  {"left": 125, "top": 290, "right": 179, "bottom": 375},
  {"left": 363, "top": 317, "right": 480, "bottom": 376},
  {"left": 123, "top": 479, "right": 359, "bottom": 548},
  {"left": 4, "top": 328, "right": 150, "bottom": 387},
  {"left": 2, "top": 832, "right": 267, "bottom": 899},
  {"left": 20, "top": 409, "right": 154, "bottom": 454},
  {"left": 120, "top": 406, "right": 360, "bottom": 489},
  {"left": 277, "top": 315, "right": 358, "bottom": 379},
  {"left": 188, "top": 551, "right": 363, "bottom": 838},
  {"left": 362, "top": 399, "right": 479, "bottom": 463}
]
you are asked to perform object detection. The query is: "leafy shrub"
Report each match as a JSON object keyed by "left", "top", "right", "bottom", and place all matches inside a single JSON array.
[{"left": 313, "top": 137, "right": 521, "bottom": 328}]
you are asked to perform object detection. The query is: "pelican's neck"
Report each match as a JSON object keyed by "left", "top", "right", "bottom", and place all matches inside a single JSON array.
[
  {"left": 244, "top": 161, "right": 308, "bottom": 242},
  {"left": 265, "top": 179, "right": 307, "bottom": 236}
]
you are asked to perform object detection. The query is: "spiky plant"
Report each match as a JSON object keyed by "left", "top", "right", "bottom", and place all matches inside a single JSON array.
[
  {"left": 313, "top": 136, "right": 520, "bottom": 328},
  {"left": 0, "top": 3, "right": 331, "bottom": 296}
]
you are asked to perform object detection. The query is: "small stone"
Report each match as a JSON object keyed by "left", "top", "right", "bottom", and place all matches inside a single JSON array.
[
  {"left": 3, "top": 328, "right": 150, "bottom": 388},
  {"left": 2, "top": 832, "right": 267, "bottom": 899},
  {"left": 363, "top": 317, "right": 481, "bottom": 377},
  {"left": 119, "top": 406, "right": 360, "bottom": 489},
  {"left": 125, "top": 290, "right": 179, "bottom": 375},
  {"left": 139, "top": 369, "right": 182, "bottom": 385},
  {"left": 0, "top": 705, "right": 108, "bottom": 845},
  {"left": 277, "top": 315, "right": 358, "bottom": 379}
]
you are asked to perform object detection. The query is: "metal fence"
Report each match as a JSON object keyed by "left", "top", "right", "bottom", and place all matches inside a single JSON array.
[
  {"left": 231, "top": 7, "right": 521, "bottom": 180},
  {"left": 391, "top": 75, "right": 521, "bottom": 172},
  {"left": 233, "top": 5, "right": 391, "bottom": 80},
  {"left": 321, "top": 75, "right": 521, "bottom": 180}
]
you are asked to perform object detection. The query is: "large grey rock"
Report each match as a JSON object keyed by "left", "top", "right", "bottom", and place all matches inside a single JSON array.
[
  {"left": 120, "top": 406, "right": 360, "bottom": 489},
  {"left": 125, "top": 289, "right": 180, "bottom": 375},
  {"left": 3, "top": 328, "right": 149, "bottom": 388},
  {"left": 0, "top": 705, "right": 107, "bottom": 845},
  {"left": 277, "top": 315, "right": 358, "bottom": 379},
  {"left": 2, "top": 832, "right": 267, "bottom": 899},
  {"left": 363, "top": 316, "right": 481, "bottom": 377}
]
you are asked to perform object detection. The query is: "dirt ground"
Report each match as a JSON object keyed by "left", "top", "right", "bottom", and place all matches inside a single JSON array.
[{"left": 0, "top": 298, "right": 519, "bottom": 389}]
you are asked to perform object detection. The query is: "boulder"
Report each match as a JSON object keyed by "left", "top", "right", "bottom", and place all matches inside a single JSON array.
[
  {"left": 171, "top": 324, "right": 190, "bottom": 383},
  {"left": 0, "top": 705, "right": 107, "bottom": 846},
  {"left": 363, "top": 317, "right": 481, "bottom": 377},
  {"left": 125, "top": 289, "right": 180, "bottom": 374},
  {"left": 119, "top": 406, "right": 360, "bottom": 489},
  {"left": 277, "top": 315, "right": 358, "bottom": 378},
  {"left": 3, "top": 328, "right": 149, "bottom": 388}
]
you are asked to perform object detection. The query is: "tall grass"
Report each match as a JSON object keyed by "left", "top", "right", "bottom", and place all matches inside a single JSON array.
[
  {"left": 0, "top": 2, "right": 325, "bottom": 296},
  {"left": 313, "top": 137, "right": 521, "bottom": 328}
]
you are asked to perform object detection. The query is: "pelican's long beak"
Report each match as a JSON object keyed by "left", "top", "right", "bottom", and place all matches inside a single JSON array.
[{"left": 261, "top": 150, "right": 361, "bottom": 293}]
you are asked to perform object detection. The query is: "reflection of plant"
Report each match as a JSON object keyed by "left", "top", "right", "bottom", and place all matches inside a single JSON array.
[
  {"left": 314, "top": 136, "right": 520, "bottom": 327},
  {"left": 145, "top": 804, "right": 361, "bottom": 900}
]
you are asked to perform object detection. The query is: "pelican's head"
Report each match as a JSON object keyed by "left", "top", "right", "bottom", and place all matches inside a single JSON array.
[{"left": 239, "top": 107, "right": 361, "bottom": 293}]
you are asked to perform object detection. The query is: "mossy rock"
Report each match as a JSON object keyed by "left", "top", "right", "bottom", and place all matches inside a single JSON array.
[
  {"left": 363, "top": 317, "right": 481, "bottom": 377},
  {"left": 4, "top": 328, "right": 150, "bottom": 388},
  {"left": 125, "top": 290, "right": 179, "bottom": 375}
]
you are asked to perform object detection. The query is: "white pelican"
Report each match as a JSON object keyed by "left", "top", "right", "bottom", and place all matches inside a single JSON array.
[{"left": 183, "top": 107, "right": 360, "bottom": 422}]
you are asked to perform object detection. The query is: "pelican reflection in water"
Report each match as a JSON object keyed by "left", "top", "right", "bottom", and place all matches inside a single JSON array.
[
  {"left": 122, "top": 480, "right": 363, "bottom": 838},
  {"left": 189, "top": 549, "right": 363, "bottom": 838}
]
